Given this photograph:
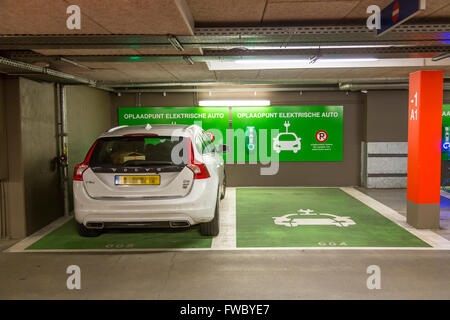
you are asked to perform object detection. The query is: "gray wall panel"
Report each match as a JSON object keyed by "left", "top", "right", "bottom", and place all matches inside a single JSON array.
[
  {"left": 4, "top": 77, "right": 26, "bottom": 238},
  {"left": 365, "top": 90, "right": 409, "bottom": 143},
  {"left": 19, "top": 78, "right": 63, "bottom": 235},
  {"left": 0, "top": 76, "right": 7, "bottom": 180},
  {"left": 66, "top": 85, "right": 112, "bottom": 210}
]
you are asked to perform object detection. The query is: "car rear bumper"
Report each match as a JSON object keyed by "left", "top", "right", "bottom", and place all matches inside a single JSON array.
[{"left": 73, "top": 179, "right": 217, "bottom": 226}]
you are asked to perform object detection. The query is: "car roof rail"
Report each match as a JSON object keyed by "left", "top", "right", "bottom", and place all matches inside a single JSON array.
[
  {"left": 186, "top": 124, "right": 201, "bottom": 132},
  {"left": 106, "top": 125, "right": 129, "bottom": 133}
]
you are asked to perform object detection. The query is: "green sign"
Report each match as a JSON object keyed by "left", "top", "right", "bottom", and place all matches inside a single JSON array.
[
  {"left": 118, "top": 106, "right": 343, "bottom": 163},
  {"left": 442, "top": 104, "right": 450, "bottom": 159},
  {"left": 232, "top": 106, "right": 343, "bottom": 162},
  {"left": 118, "top": 107, "right": 229, "bottom": 148}
]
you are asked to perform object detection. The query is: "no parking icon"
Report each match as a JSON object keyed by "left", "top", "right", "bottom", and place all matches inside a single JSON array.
[
  {"left": 392, "top": 1, "right": 400, "bottom": 23},
  {"left": 316, "top": 130, "right": 328, "bottom": 143}
]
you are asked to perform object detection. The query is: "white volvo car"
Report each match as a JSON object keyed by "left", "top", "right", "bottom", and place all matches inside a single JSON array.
[{"left": 73, "top": 124, "right": 226, "bottom": 237}]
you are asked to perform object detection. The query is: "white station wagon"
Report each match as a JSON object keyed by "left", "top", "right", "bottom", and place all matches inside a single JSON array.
[{"left": 73, "top": 124, "right": 226, "bottom": 237}]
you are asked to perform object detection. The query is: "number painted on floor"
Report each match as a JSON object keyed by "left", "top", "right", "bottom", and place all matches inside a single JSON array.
[
  {"left": 318, "top": 242, "right": 348, "bottom": 246},
  {"left": 105, "top": 243, "right": 135, "bottom": 249}
]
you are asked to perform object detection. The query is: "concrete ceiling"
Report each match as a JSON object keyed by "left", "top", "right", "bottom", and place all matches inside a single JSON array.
[
  {"left": 0, "top": 0, "right": 449, "bottom": 84},
  {"left": 47, "top": 61, "right": 450, "bottom": 83},
  {"left": 1, "top": 0, "right": 449, "bottom": 34},
  {"left": 0, "top": 0, "right": 194, "bottom": 35},
  {"left": 188, "top": 0, "right": 450, "bottom": 25}
]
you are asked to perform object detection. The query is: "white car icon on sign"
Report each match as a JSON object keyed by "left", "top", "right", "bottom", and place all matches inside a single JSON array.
[
  {"left": 273, "top": 132, "right": 301, "bottom": 153},
  {"left": 273, "top": 121, "right": 301, "bottom": 153}
]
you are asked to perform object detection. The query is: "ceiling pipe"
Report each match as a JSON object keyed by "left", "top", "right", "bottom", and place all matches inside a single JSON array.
[
  {"left": 117, "top": 87, "right": 340, "bottom": 94},
  {"left": 104, "top": 78, "right": 433, "bottom": 89},
  {"left": 432, "top": 52, "right": 450, "bottom": 62},
  {"left": 339, "top": 81, "right": 450, "bottom": 91},
  {"left": 59, "top": 57, "right": 93, "bottom": 70},
  {"left": 105, "top": 80, "right": 362, "bottom": 88},
  {"left": 0, "top": 56, "right": 115, "bottom": 92},
  {"left": 168, "top": 35, "right": 184, "bottom": 51}
]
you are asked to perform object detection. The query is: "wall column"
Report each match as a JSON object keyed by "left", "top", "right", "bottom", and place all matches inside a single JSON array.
[{"left": 407, "top": 71, "right": 444, "bottom": 229}]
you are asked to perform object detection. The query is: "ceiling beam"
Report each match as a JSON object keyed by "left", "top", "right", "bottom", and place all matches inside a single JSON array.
[
  {"left": 5, "top": 45, "right": 449, "bottom": 64},
  {"left": 0, "top": 24, "right": 448, "bottom": 50}
]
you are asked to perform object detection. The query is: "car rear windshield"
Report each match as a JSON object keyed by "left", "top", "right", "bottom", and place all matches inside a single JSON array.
[{"left": 89, "top": 136, "right": 188, "bottom": 167}]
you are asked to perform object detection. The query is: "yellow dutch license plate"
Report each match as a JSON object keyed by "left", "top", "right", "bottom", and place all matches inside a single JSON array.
[{"left": 115, "top": 175, "right": 160, "bottom": 185}]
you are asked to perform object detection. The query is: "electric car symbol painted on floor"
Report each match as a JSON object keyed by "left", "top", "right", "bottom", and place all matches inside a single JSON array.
[
  {"left": 273, "top": 121, "right": 301, "bottom": 153},
  {"left": 272, "top": 209, "right": 356, "bottom": 227}
]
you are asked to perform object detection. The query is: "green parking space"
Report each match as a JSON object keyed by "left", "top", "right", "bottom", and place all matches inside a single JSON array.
[
  {"left": 26, "top": 219, "right": 212, "bottom": 250},
  {"left": 236, "top": 188, "right": 430, "bottom": 248}
]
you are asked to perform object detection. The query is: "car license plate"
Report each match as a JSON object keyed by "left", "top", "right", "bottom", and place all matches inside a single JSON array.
[{"left": 115, "top": 175, "right": 160, "bottom": 185}]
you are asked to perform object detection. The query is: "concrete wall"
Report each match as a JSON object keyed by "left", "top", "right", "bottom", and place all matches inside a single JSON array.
[
  {"left": 2, "top": 77, "right": 63, "bottom": 238},
  {"left": 66, "top": 85, "right": 112, "bottom": 209},
  {"left": 0, "top": 76, "right": 8, "bottom": 238},
  {"left": 112, "top": 91, "right": 364, "bottom": 186},
  {"left": 1, "top": 81, "right": 112, "bottom": 238},
  {"left": 20, "top": 78, "right": 62, "bottom": 235},
  {"left": 362, "top": 91, "right": 409, "bottom": 188},
  {"left": 364, "top": 90, "right": 409, "bottom": 142},
  {"left": 4, "top": 77, "right": 26, "bottom": 238},
  {"left": 0, "top": 75, "right": 7, "bottom": 179}
]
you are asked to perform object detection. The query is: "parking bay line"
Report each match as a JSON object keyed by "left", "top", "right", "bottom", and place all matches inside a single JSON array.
[
  {"left": 5, "top": 216, "right": 72, "bottom": 253},
  {"left": 13, "top": 246, "right": 450, "bottom": 253},
  {"left": 341, "top": 187, "right": 450, "bottom": 249},
  {"left": 211, "top": 187, "right": 237, "bottom": 249}
]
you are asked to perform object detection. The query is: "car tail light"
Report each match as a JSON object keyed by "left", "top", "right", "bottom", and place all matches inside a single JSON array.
[
  {"left": 73, "top": 163, "right": 89, "bottom": 181},
  {"left": 186, "top": 138, "right": 210, "bottom": 179},
  {"left": 73, "top": 140, "right": 98, "bottom": 181}
]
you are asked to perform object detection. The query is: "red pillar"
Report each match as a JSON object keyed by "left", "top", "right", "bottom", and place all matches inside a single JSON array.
[{"left": 407, "top": 70, "right": 444, "bottom": 228}]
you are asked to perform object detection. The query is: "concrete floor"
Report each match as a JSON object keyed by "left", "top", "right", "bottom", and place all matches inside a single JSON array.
[
  {"left": 0, "top": 188, "right": 449, "bottom": 300},
  {"left": 357, "top": 188, "right": 450, "bottom": 240}
]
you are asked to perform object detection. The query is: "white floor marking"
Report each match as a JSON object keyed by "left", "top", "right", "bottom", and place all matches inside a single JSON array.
[
  {"left": 341, "top": 187, "right": 450, "bottom": 249},
  {"left": 5, "top": 216, "right": 72, "bottom": 253},
  {"left": 440, "top": 190, "right": 450, "bottom": 200},
  {"left": 10, "top": 246, "right": 450, "bottom": 253},
  {"left": 211, "top": 187, "right": 236, "bottom": 249}
]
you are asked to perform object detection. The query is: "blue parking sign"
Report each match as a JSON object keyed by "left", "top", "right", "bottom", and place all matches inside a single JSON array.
[{"left": 378, "top": 0, "right": 426, "bottom": 36}]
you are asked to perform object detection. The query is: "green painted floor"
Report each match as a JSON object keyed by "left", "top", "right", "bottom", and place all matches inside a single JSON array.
[
  {"left": 26, "top": 219, "right": 212, "bottom": 250},
  {"left": 25, "top": 188, "right": 430, "bottom": 250},
  {"left": 236, "top": 188, "right": 430, "bottom": 248}
]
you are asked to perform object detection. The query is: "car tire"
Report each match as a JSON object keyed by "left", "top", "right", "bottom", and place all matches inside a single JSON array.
[
  {"left": 220, "top": 172, "right": 226, "bottom": 200},
  {"left": 200, "top": 193, "right": 220, "bottom": 236},
  {"left": 77, "top": 223, "right": 101, "bottom": 237}
]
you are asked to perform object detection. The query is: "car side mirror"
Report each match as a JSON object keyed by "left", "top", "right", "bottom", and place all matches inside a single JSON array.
[{"left": 218, "top": 144, "right": 229, "bottom": 153}]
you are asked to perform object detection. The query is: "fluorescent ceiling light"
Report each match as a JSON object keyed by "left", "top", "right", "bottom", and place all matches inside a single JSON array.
[
  {"left": 207, "top": 57, "right": 450, "bottom": 71},
  {"left": 235, "top": 58, "right": 378, "bottom": 64},
  {"left": 237, "top": 45, "right": 400, "bottom": 50},
  {"left": 199, "top": 100, "right": 270, "bottom": 107}
]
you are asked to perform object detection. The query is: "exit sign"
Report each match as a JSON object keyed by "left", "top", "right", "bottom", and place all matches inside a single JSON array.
[{"left": 377, "top": 0, "right": 426, "bottom": 36}]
